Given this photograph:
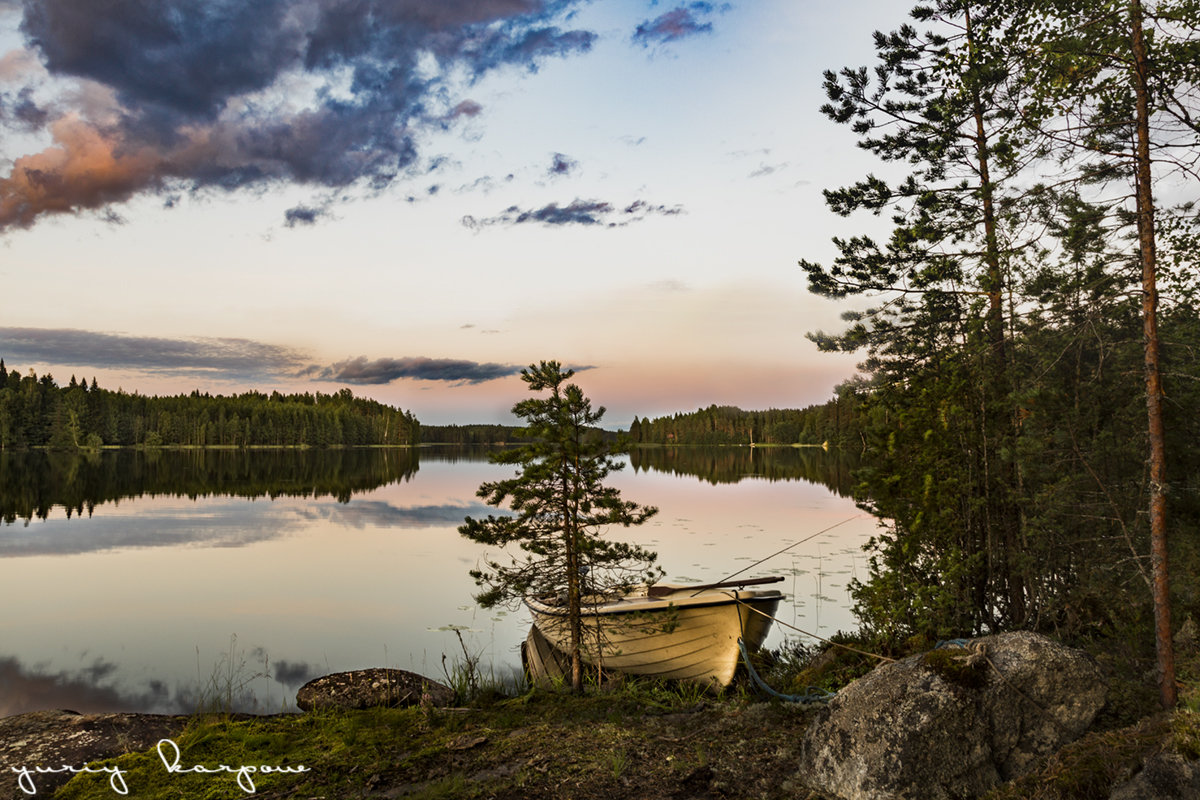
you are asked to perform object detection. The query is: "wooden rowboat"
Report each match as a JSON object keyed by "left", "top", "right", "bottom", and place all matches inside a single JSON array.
[{"left": 523, "top": 576, "right": 784, "bottom": 687}]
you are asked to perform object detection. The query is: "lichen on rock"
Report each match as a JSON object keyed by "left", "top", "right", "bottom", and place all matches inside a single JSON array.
[
  {"left": 797, "top": 631, "right": 1108, "bottom": 800},
  {"left": 295, "top": 668, "right": 454, "bottom": 712}
]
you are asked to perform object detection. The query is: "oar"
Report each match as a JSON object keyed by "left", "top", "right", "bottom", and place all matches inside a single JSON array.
[{"left": 647, "top": 575, "right": 785, "bottom": 598}]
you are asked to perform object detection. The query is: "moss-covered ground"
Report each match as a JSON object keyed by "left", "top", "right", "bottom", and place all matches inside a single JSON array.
[
  {"left": 50, "top": 633, "right": 1200, "bottom": 800},
  {"left": 52, "top": 687, "right": 829, "bottom": 800}
]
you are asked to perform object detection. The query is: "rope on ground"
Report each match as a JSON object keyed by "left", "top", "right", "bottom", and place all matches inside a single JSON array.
[
  {"left": 735, "top": 600, "right": 896, "bottom": 663},
  {"left": 934, "top": 637, "right": 1073, "bottom": 733},
  {"left": 737, "top": 637, "right": 836, "bottom": 705}
]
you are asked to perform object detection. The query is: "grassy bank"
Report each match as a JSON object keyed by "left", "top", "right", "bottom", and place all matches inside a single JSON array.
[
  {"left": 47, "top": 630, "right": 1200, "bottom": 799},
  {"left": 52, "top": 686, "right": 824, "bottom": 800},
  {"left": 49, "top": 694, "right": 1200, "bottom": 800}
]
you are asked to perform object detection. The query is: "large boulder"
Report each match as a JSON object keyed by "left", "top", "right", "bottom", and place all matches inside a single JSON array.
[
  {"left": 296, "top": 668, "right": 453, "bottom": 712},
  {"left": 798, "top": 631, "right": 1107, "bottom": 800},
  {"left": 1109, "top": 750, "right": 1200, "bottom": 799}
]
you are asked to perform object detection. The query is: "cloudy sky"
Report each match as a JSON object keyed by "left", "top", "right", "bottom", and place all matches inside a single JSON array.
[{"left": 0, "top": 0, "right": 896, "bottom": 426}]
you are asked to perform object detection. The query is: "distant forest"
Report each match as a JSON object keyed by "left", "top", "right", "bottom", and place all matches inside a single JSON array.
[
  {"left": 0, "top": 362, "right": 420, "bottom": 449},
  {"left": 0, "top": 360, "right": 860, "bottom": 452},
  {"left": 419, "top": 423, "right": 542, "bottom": 445},
  {"left": 419, "top": 423, "right": 621, "bottom": 445},
  {"left": 421, "top": 399, "right": 859, "bottom": 448},
  {"left": 628, "top": 396, "right": 859, "bottom": 447}
]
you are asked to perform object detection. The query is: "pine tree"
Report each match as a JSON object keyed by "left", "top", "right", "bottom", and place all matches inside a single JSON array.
[
  {"left": 459, "top": 361, "right": 660, "bottom": 691},
  {"left": 800, "top": 0, "right": 1042, "bottom": 634},
  {"left": 1003, "top": 0, "right": 1200, "bottom": 709}
]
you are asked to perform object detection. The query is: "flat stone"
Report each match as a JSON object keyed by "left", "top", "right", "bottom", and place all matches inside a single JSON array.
[{"left": 295, "top": 668, "right": 454, "bottom": 712}]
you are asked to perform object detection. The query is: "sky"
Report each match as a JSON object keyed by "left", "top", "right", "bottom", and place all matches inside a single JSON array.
[{"left": 0, "top": 0, "right": 901, "bottom": 427}]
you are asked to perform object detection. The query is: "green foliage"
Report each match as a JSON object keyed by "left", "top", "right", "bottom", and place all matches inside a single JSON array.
[
  {"left": 799, "top": 0, "right": 1045, "bottom": 637},
  {"left": 0, "top": 364, "right": 419, "bottom": 450},
  {"left": 422, "top": 423, "right": 621, "bottom": 447},
  {"left": 799, "top": 0, "right": 1200, "bottom": 669},
  {"left": 629, "top": 397, "right": 860, "bottom": 447},
  {"left": 459, "top": 361, "right": 661, "bottom": 690},
  {"left": 758, "top": 634, "right": 882, "bottom": 697}
]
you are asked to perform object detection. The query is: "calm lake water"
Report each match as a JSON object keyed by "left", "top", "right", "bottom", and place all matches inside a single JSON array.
[{"left": 0, "top": 446, "right": 876, "bottom": 716}]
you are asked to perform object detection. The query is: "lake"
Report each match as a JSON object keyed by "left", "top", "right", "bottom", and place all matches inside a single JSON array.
[{"left": 0, "top": 446, "right": 876, "bottom": 716}]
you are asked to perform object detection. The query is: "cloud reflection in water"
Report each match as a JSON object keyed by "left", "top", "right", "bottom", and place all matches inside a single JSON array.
[{"left": 0, "top": 498, "right": 499, "bottom": 556}]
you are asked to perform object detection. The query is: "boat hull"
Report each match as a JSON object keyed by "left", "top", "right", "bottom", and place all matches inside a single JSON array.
[{"left": 524, "top": 584, "right": 782, "bottom": 687}]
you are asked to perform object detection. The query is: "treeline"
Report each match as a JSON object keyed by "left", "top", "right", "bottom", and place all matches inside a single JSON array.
[
  {"left": 0, "top": 362, "right": 420, "bottom": 449},
  {"left": 421, "top": 423, "right": 620, "bottom": 445},
  {"left": 420, "top": 424, "right": 537, "bottom": 445},
  {"left": 628, "top": 396, "right": 860, "bottom": 447},
  {"left": 793, "top": 0, "right": 1200, "bottom": 708}
]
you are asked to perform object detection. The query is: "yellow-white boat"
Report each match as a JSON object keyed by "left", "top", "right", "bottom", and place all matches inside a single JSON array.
[{"left": 523, "top": 576, "right": 783, "bottom": 687}]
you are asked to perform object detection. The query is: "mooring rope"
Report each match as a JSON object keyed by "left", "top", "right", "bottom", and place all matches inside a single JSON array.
[
  {"left": 735, "top": 599, "right": 896, "bottom": 663},
  {"left": 934, "top": 637, "right": 1073, "bottom": 733},
  {"left": 737, "top": 637, "right": 836, "bottom": 705},
  {"left": 732, "top": 598, "right": 894, "bottom": 705}
]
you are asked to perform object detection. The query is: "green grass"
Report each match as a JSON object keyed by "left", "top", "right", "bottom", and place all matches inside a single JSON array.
[
  {"left": 54, "top": 706, "right": 454, "bottom": 799},
  {"left": 51, "top": 633, "right": 1200, "bottom": 799},
  {"left": 51, "top": 672, "right": 759, "bottom": 799}
]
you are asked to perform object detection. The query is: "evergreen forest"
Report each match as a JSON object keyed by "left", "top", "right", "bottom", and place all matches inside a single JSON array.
[
  {"left": 793, "top": 0, "right": 1200, "bottom": 708},
  {"left": 0, "top": 362, "right": 420, "bottom": 449},
  {"left": 628, "top": 397, "right": 860, "bottom": 447},
  {"left": 420, "top": 423, "right": 554, "bottom": 445}
]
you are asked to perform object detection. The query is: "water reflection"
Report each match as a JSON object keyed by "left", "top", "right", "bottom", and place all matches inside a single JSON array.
[
  {"left": 0, "top": 447, "right": 420, "bottom": 525},
  {"left": 1, "top": 498, "right": 502, "bottom": 556},
  {"left": 628, "top": 445, "right": 857, "bottom": 495},
  {"left": 1, "top": 445, "right": 858, "bottom": 525},
  {"left": 0, "top": 446, "right": 873, "bottom": 717}
]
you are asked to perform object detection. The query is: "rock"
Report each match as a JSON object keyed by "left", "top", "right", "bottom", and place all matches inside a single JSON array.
[
  {"left": 0, "top": 709, "right": 187, "bottom": 798},
  {"left": 798, "top": 631, "right": 1107, "bottom": 800},
  {"left": 1108, "top": 750, "right": 1200, "bottom": 800},
  {"left": 295, "top": 668, "right": 454, "bottom": 712}
]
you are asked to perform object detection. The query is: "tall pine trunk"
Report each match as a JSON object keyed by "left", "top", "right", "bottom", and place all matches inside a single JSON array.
[
  {"left": 1129, "top": 0, "right": 1175, "bottom": 709},
  {"left": 968, "top": 6, "right": 1024, "bottom": 628}
]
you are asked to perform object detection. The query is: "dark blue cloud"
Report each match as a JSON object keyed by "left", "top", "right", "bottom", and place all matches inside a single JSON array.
[
  {"left": 633, "top": 2, "right": 729, "bottom": 47},
  {"left": 549, "top": 152, "right": 578, "bottom": 176},
  {"left": 0, "top": 86, "right": 48, "bottom": 129},
  {"left": 312, "top": 355, "right": 523, "bottom": 384},
  {"left": 462, "top": 198, "right": 684, "bottom": 229},
  {"left": 0, "top": 0, "right": 598, "bottom": 230},
  {"left": 21, "top": 0, "right": 300, "bottom": 119},
  {"left": 0, "top": 326, "right": 307, "bottom": 380},
  {"left": 284, "top": 204, "right": 327, "bottom": 227}
]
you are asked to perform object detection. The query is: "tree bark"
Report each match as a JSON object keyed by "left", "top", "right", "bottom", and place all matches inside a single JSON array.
[
  {"left": 1129, "top": 0, "right": 1176, "bottom": 709},
  {"left": 967, "top": 6, "right": 1024, "bottom": 628}
]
